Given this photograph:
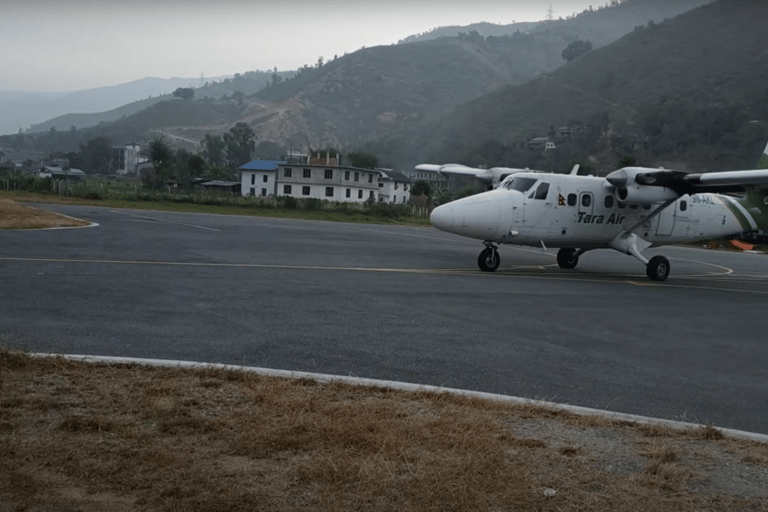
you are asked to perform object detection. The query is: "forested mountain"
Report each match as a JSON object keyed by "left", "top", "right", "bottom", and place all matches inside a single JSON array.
[
  {"left": 379, "top": 0, "right": 768, "bottom": 174},
  {"left": 22, "top": 71, "right": 295, "bottom": 135},
  {"left": 0, "top": 77, "right": 210, "bottom": 136},
  {"left": 397, "top": 0, "right": 710, "bottom": 46},
  {"left": 3, "top": 0, "right": 739, "bottom": 175}
]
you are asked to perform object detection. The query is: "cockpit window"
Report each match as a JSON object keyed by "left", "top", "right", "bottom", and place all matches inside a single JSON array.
[
  {"left": 534, "top": 182, "right": 550, "bottom": 200},
  {"left": 503, "top": 177, "right": 538, "bottom": 193}
]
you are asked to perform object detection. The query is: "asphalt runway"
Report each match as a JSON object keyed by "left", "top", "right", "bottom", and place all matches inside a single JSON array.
[{"left": 2, "top": 204, "right": 768, "bottom": 434}]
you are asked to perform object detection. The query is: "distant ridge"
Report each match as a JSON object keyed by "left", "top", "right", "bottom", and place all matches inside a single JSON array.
[
  {"left": 384, "top": 0, "right": 768, "bottom": 172},
  {"left": 20, "top": 71, "right": 294, "bottom": 135},
  {"left": 0, "top": 77, "right": 218, "bottom": 136}
]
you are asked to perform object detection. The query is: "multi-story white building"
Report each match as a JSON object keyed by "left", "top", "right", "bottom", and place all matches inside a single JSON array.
[
  {"left": 405, "top": 166, "right": 448, "bottom": 190},
  {"left": 377, "top": 169, "right": 411, "bottom": 204},
  {"left": 239, "top": 159, "right": 380, "bottom": 203},
  {"left": 276, "top": 163, "right": 379, "bottom": 202},
  {"left": 113, "top": 143, "right": 150, "bottom": 175}
]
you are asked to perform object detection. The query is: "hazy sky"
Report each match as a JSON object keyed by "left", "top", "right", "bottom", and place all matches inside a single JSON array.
[{"left": 2, "top": 0, "right": 595, "bottom": 92}]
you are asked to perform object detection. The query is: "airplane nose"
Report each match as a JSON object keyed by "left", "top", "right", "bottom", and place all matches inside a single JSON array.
[
  {"left": 430, "top": 203, "right": 456, "bottom": 232},
  {"left": 430, "top": 189, "right": 518, "bottom": 240}
]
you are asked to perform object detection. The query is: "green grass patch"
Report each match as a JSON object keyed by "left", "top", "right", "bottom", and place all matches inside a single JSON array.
[{"left": 0, "top": 189, "right": 432, "bottom": 226}]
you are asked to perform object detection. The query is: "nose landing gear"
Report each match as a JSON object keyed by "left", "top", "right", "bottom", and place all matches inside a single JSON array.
[{"left": 478, "top": 242, "right": 500, "bottom": 272}]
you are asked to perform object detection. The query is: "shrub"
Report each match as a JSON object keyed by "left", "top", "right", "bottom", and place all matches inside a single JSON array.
[
  {"left": 302, "top": 198, "right": 324, "bottom": 211},
  {"left": 278, "top": 196, "right": 298, "bottom": 210}
]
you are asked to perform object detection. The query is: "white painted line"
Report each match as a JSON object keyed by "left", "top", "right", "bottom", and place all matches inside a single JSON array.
[
  {"left": 29, "top": 353, "right": 768, "bottom": 445},
  {"left": 111, "top": 210, "right": 221, "bottom": 232},
  {"left": 7, "top": 222, "right": 100, "bottom": 231}
]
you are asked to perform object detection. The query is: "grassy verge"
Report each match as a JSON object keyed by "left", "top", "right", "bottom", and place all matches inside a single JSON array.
[
  {"left": 0, "top": 198, "right": 90, "bottom": 229},
  {"left": 1, "top": 351, "right": 766, "bottom": 512},
  {"left": 0, "top": 190, "right": 432, "bottom": 226}
]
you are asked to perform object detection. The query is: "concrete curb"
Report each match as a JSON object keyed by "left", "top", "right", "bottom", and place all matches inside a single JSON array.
[{"left": 31, "top": 353, "right": 768, "bottom": 445}]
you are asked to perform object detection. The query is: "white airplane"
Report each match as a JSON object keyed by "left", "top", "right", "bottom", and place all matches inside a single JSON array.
[{"left": 425, "top": 143, "right": 768, "bottom": 281}]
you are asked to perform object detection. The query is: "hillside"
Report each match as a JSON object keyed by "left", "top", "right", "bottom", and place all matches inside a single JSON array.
[
  {"left": 1, "top": 0, "right": 720, "bottom": 165},
  {"left": 23, "top": 71, "right": 296, "bottom": 135},
  {"left": 397, "top": 0, "right": 711, "bottom": 47},
  {"left": 0, "top": 77, "right": 208, "bottom": 136},
  {"left": 24, "top": 96, "right": 170, "bottom": 134},
  {"left": 254, "top": 36, "right": 569, "bottom": 148},
  {"left": 382, "top": 0, "right": 768, "bottom": 173}
]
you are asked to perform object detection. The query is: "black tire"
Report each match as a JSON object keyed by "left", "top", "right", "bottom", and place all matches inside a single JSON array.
[
  {"left": 478, "top": 248, "right": 500, "bottom": 272},
  {"left": 556, "top": 248, "right": 579, "bottom": 269},
  {"left": 646, "top": 255, "right": 670, "bottom": 282}
]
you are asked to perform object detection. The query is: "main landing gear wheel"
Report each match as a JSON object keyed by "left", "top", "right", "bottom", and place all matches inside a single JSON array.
[
  {"left": 478, "top": 247, "right": 500, "bottom": 272},
  {"left": 646, "top": 255, "right": 670, "bottom": 282},
  {"left": 556, "top": 248, "right": 579, "bottom": 269}
]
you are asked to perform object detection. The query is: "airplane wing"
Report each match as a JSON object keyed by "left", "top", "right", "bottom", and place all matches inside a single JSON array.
[
  {"left": 415, "top": 163, "right": 486, "bottom": 178},
  {"left": 415, "top": 163, "right": 532, "bottom": 188},
  {"left": 678, "top": 169, "right": 768, "bottom": 193},
  {"left": 608, "top": 142, "right": 768, "bottom": 195},
  {"left": 607, "top": 166, "right": 768, "bottom": 197}
]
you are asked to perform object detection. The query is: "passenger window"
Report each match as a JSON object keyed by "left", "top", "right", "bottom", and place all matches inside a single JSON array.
[
  {"left": 680, "top": 200, "right": 687, "bottom": 212},
  {"left": 581, "top": 194, "right": 592, "bottom": 208},
  {"left": 567, "top": 194, "right": 577, "bottom": 206},
  {"left": 535, "top": 182, "right": 550, "bottom": 200},
  {"left": 618, "top": 201, "right": 626, "bottom": 209},
  {"left": 629, "top": 204, "right": 639, "bottom": 210},
  {"left": 604, "top": 196, "right": 614, "bottom": 208}
]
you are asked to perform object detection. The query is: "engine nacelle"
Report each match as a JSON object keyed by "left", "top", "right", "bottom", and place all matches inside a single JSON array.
[
  {"left": 615, "top": 184, "right": 680, "bottom": 205},
  {"left": 606, "top": 167, "right": 681, "bottom": 205}
]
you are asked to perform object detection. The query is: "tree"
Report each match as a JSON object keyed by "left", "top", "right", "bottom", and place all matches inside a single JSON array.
[
  {"left": 173, "top": 87, "right": 195, "bottom": 100},
  {"left": 561, "top": 40, "right": 593, "bottom": 62},
  {"left": 174, "top": 150, "right": 208, "bottom": 189},
  {"left": 346, "top": 151, "right": 378, "bottom": 169},
  {"left": 231, "top": 91, "right": 245, "bottom": 105},
  {"left": 148, "top": 137, "right": 175, "bottom": 182},
  {"left": 223, "top": 122, "right": 256, "bottom": 168},
  {"left": 199, "top": 134, "right": 227, "bottom": 169},
  {"left": 410, "top": 180, "right": 430, "bottom": 197},
  {"left": 69, "top": 136, "right": 113, "bottom": 174},
  {"left": 187, "top": 154, "right": 206, "bottom": 177}
]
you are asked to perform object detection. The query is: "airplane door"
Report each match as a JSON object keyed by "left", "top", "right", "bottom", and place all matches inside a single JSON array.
[
  {"left": 578, "top": 192, "right": 594, "bottom": 218},
  {"left": 657, "top": 201, "right": 677, "bottom": 235}
]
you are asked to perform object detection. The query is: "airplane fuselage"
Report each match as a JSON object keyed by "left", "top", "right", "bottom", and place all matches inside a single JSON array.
[
  {"left": 426, "top": 145, "right": 768, "bottom": 281},
  {"left": 431, "top": 173, "right": 750, "bottom": 250}
]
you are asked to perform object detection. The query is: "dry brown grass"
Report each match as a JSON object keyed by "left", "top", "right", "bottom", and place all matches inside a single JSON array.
[
  {"left": 1, "top": 351, "right": 766, "bottom": 512},
  {"left": 0, "top": 198, "right": 89, "bottom": 229}
]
